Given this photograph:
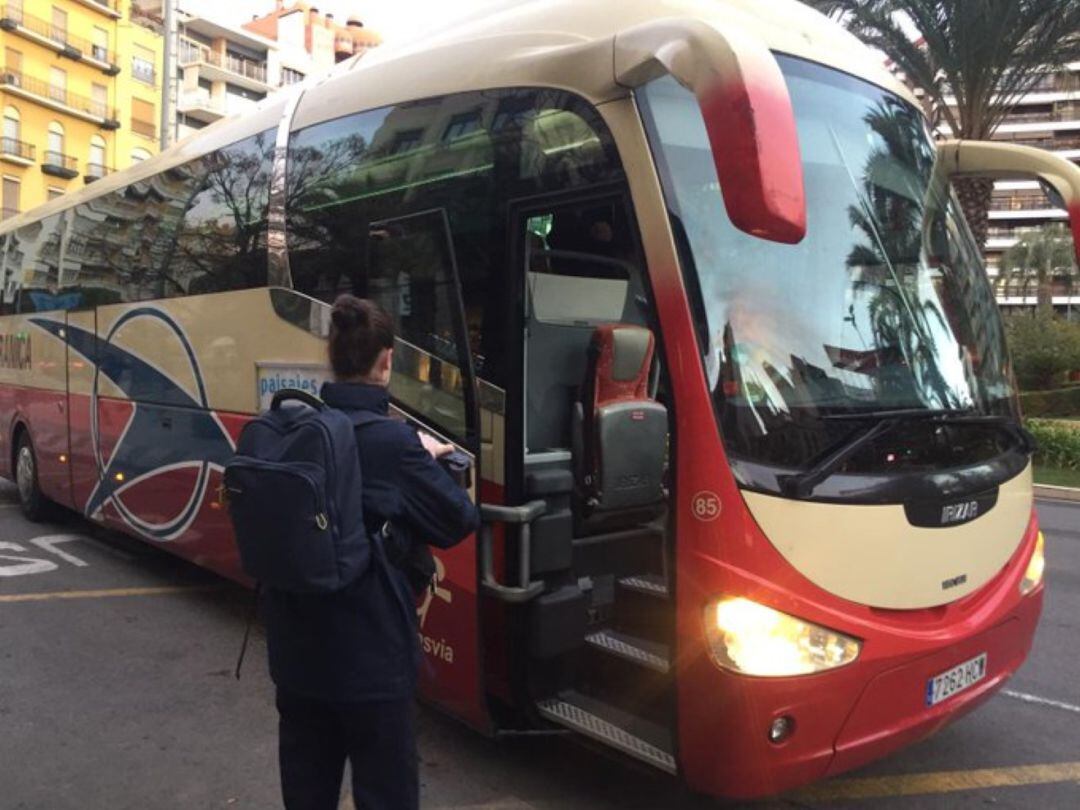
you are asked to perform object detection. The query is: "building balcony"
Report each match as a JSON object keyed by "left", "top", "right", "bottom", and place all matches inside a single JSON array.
[
  {"left": 0, "top": 136, "right": 34, "bottom": 165},
  {"left": 84, "top": 162, "right": 112, "bottom": 183},
  {"left": 0, "top": 68, "right": 119, "bottom": 128},
  {"left": 177, "top": 89, "right": 226, "bottom": 123},
  {"left": 0, "top": 5, "right": 119, "bottom": 74},
  {"left": 42, "top": 150, "right": 78, "bottom": 179},
  {"left": 999, "top": 108, "right": 1080, "bottom": 127},
  {"left": 69, "top": 0, "right": 121, "bottom": 19},
  {"left": 988, "top": 208, "right": 1069, "bottom": 221},
  {"left": 178, "top": 39, "right": 269, "bottom": 92},
  {"left": 131, "top": 116, "right": 156, "bottom": 140},
  {"left": 992, "top": 134, "right": 1080, "bottom": 152}
]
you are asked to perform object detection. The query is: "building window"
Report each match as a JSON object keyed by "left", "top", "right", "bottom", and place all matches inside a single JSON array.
[
  {"left": 281, "top": 67, "right": 305, "bottom": 86},
  {"left": 442, "top": 111, "right": 482, "bottom": 142},
  {"left": 131, "top": 147, "right": 152, "bottom": 164},
  {"left": 47, "top": 187, "right": 63, "bottom": 200},
  {"left": 51, "top": 7, "right": 67, "bottom": 43},
  {"left": 49, "top": 67, "right": 66, "bottom": 104},
  {"left": 88, "top": 135, "right": 106, "bottom": 179},
  {"left": 92, "top": 27, "right": 109, "bottom": 63},
  {"left": 4, "top": 47, "right": 21, "bottom": 83},
  {"left": 2, "top": 106, "right": 19, "bottom": 154},
  {"left": 2, "top": 176, "right": 19, "bottom": 220},
  {"left": 132, "top": 98, "right": 155, "bottom": 139},
  {"left": 390, "top": 128, "right": 424, "bottom": 154},
  {"left": 132, "top": 45, "right": 156, "bottom": 84},
  {"left": 91, "top": 84, "right": 108, "bottom": 119},
  {"left": 47, "top": 121, "right": 64, "bottom": 162}
]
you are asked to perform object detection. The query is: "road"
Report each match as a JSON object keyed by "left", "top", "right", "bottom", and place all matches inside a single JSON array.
[{"left": 0, "top": 486, "right": 1077, "bottom": 809}]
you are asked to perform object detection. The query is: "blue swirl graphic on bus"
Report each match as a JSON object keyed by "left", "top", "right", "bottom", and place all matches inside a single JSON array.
[{"left": 30, "top": 309, "right": 234, "bottom": 541}]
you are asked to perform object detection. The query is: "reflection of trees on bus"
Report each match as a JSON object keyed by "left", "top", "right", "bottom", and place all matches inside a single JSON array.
[
  {"left": 843, "top": 99, "right": 959, "bottom": 409},
  {"left": 170, "top": 131, "right": 276, "bottom": 296}
]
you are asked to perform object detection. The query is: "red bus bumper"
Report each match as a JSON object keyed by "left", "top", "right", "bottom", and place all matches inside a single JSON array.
[{"left": 677, "top": 518, "right": 1044, "bottom": 800}]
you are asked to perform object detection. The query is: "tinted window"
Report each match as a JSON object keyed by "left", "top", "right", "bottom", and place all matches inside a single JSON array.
[
  {"left": 168, "top": 129, "right": 274, "bottom": 296},
  {"left": 63, "top": 167, "right": 199, "bottom": 306},
  {"left": 9, "top": 213, "right": 65, "bottom": 313},
  {"left": 287, "top": 88, "right": 625, "bottom": 392}
]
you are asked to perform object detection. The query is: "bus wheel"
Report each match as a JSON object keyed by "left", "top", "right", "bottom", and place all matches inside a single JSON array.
[{"left": 15, "top": 432, "right": 51, "bottom": 522}]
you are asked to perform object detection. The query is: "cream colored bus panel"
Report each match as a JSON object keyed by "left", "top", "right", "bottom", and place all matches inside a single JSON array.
[{"left": 743, "top": 466, "right": 1033, "bottom": 609}]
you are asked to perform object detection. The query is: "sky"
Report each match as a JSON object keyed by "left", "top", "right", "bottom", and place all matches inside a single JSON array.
[{"left": 178, "top": 0, "right": 507, "bottom": 45}]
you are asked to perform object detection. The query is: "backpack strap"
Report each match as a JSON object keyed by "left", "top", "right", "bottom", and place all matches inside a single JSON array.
[
  {"left": 234, "top": 581, "right": 261, "bottom": 680},
  {"left": 271, "top": 388, "right": 324, "bottom": 411}
]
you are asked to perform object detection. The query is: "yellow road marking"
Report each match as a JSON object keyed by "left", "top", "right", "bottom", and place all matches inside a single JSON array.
[
  {"left": 0, "top": 585, "right": 220, "bottom": 603},
  {"left": 796, "top": 761, "right": 1080, "bottom": 802}
]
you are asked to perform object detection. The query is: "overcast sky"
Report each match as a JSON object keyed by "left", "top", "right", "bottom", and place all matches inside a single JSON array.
[{"left": 178, "top": 0, "right": 507, "bottom": 44}]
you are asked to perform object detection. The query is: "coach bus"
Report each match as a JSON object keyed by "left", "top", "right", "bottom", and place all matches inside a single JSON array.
[{"left": 0, "top": 0, "right": 1074, "bottom": 798}]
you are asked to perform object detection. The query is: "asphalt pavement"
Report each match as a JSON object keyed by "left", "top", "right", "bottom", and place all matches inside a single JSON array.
[{"left": 0, "top": 483, "right": 1077, "bottom": 809}]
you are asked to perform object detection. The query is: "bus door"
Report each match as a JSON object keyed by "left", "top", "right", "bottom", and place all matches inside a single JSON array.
[
  {"left": 64, "top": 308, "right": 98, "bottom": 513},
  {"left": 495, "top": 190, "right": 677, "bottom": 768},
  {"left": 364, "top": 209, "right": 492, "bottom": 732}
]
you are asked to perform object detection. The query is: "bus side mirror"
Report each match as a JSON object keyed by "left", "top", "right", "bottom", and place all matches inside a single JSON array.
[
  {"left": 615, "top": 17, "right": 807, "bottom": 245},
  {"left": 937, "top": 139, "right": 1080, "bottom": 264}
]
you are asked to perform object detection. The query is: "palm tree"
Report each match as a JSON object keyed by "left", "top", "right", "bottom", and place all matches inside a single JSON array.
[
  {"left": 805, "top": 0, "right": 1080, "bottom": 250},
  {"left": 1000, "top": 222, "right": 1078, "bottom": 315}
]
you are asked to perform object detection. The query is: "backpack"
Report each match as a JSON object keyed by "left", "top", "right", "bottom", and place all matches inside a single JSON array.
[{"left": 224, "top": 388, "right": 378, "bottom": 593}]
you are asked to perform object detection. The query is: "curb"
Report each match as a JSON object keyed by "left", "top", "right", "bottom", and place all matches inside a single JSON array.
[{"left": 1033, "top": 484, "right": 1080, "bottom": 503}]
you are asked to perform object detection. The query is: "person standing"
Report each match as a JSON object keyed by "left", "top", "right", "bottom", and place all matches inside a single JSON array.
[{"left": 263, "top": 295, "right": 479, "bottom": 810}]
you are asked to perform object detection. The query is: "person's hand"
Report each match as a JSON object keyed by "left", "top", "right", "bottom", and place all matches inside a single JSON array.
[{"left": 419, "top": 431, "right": 455, "bottom": 459}]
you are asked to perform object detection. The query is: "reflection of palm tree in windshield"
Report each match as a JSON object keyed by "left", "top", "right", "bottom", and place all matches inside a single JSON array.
[{"left": 838, "top": 99, "right": 959, "bottom": 409}]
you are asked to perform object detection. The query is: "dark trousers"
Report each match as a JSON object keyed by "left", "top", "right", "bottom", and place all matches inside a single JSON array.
[{"left": 276, "top": 689, "right": 418, "bottom": 810}]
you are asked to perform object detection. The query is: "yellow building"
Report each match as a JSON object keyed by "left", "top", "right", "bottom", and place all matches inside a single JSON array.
[{"left": 0, "top": 0, "right": 162, "bottom": 219}]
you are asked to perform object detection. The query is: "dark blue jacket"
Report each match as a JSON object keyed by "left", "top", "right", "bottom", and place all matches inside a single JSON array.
[{"left": 264, "top": 382, "right": 480, "bottom": 702}]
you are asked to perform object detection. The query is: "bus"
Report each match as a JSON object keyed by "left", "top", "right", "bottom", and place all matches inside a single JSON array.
[{"left": 0, "top": 0, "right": 1074, "bottom": 799}]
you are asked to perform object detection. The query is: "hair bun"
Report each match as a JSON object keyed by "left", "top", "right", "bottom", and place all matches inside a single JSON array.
[{"left": 331, "top": 300, "right": 366, "bottom": 330}]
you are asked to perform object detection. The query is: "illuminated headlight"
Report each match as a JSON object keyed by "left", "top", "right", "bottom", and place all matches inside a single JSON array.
[
  {"left": 1019, "top": 531, "right": 1046, "bottom": 595},
  {"left": 704, "top": 597, "right": 861, "bottom": 677}
]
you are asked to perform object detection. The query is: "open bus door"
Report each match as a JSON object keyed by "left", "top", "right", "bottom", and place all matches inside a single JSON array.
[
  {"left": 364, "top": 208, "right": 493, "bottom": 733},
  {"left": 483, "top": 189, "right": 677, "bottom": 766}
]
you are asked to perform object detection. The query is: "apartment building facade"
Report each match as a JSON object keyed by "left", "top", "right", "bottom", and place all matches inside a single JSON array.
[
  {"left": 982, "top": 64, "right": 1080, "bottom": 311},
  {"left": 127, "top": 2, "right": 379, "bottom": 145},
  {"left": 0, "top": 0, "right": 163, "bottom": 219},
  {"left": 243, "top": 1, "right": 381, "bottom": 74}
]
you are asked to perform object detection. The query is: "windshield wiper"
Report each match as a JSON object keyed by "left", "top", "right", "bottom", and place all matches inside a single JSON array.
[{"left": 779, "top": 408, "right": 1034, "bottom": 499}]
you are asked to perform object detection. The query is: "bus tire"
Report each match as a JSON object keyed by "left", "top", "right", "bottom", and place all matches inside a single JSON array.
[{"left": 14, "top": 431, "right": 51, "bottom": 523}]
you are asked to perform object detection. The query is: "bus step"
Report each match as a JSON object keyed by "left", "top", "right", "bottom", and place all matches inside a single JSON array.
[
  {"left": 618, "top": 574, "right": 669, "bottom": 598},
  {"left": 585, "top": 628, "right": 670, "bottom": 673},
  {"left": 537, "top": 691, "right": 676, "bottom": 774}
]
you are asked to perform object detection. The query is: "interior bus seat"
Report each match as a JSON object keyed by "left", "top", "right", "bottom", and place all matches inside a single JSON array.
[{"left": 572, "top": 324, "right": 667, "bottom": 532}]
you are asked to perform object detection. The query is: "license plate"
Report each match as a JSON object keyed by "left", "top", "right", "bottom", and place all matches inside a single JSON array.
[{"left": 926, "top": 653, "right": 988, "bottom": 707}]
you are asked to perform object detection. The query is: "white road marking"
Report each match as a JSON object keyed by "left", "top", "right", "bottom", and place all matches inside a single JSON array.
[
  {"left": 1002, "top": 689, "right": 1080, "bottom": 714},
  {"left": 29, "top": 534, "right": 90, "bottom": 567}
]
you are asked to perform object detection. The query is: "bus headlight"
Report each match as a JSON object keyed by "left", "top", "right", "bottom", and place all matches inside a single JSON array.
[
  {"left": 1019, "top": 531, "right": 1046, "bottom": 595},
  {"left": 704, "top": 597, "right": 861, "bottom": 677}
]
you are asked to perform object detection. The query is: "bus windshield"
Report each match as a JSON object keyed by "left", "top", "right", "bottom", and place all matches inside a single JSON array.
[{"left": 639, "top": 55, "right": 1017, "bottom": 473}]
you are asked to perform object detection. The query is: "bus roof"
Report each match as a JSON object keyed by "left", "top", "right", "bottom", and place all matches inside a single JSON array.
[{"left": 0, "top": 0, "right": 913, "bottom": 233}]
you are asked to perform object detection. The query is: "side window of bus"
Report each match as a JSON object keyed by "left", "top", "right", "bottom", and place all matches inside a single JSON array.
[
  {"left": 287, "top": 88, "right": 626, "bottom": 397},
  {"left": 166, "top": 129, "right": 274, "bottom": 297},
  {"left": 62, "top": 172, "right": 198, "bottom": 307},
  {"left": 8, "top": 213, "right": 65, "bottom": 313}
]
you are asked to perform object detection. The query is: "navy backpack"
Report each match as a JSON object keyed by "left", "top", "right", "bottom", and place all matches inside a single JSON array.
[{"left": 224, "top": 388, "right": 379, "bottom": 593}]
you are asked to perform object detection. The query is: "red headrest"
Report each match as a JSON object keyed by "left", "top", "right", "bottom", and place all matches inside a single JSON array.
[{"left": 587, "top": 324, "right": 655, "bottom": 409}]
